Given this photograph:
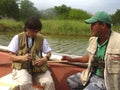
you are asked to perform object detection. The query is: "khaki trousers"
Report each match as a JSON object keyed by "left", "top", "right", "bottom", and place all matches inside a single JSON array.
[
  {"left": 0, "top": 69, "right": 33, "bottom": 90},
  {"left": 0, "top": 69, "right": 55, "bottom": 90},
  {"left": 33, "top": 70, "right": 55, "bottom": 90}
]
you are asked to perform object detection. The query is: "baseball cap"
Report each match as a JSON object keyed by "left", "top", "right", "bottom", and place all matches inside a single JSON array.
[{"left": 85, "top": 11, "right": 112, "bottom": 24}]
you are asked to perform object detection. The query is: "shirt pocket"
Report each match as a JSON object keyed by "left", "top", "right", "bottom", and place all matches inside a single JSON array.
[{"left": 106, "top": 49, "right": 120, "bottom": 73}]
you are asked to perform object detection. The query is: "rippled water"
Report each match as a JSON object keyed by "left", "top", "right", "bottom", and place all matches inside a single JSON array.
[
  {"left": 0, "top": 33, "right": 89, "bottom": 56},
  {"left": 46, "top": 35, "right": 89, "bottom": 56}
]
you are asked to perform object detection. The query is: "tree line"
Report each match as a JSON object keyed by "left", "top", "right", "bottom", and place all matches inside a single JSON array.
[{"left": 0, "top": 0, "right": 120, "bottom": 25}]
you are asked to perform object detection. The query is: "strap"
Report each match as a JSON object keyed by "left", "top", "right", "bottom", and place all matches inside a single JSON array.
[{"left": 26, "top": 36, "right": 34, "bottom": 53}]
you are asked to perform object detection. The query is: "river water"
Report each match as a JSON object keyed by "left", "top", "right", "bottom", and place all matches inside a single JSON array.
[{"left": 0, "top": 33, "right": 89, "bottom": 56}]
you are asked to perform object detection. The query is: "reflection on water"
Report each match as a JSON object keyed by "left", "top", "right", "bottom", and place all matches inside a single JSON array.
[
  {"left": 0, "top": 33, "right": 89, "bottom": 56},
  {"left": 46, "top": 35, "right": 89, "bottom": 56}
]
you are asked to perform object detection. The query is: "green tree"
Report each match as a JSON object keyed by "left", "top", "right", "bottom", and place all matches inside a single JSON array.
[
  {"left": 52, "top": 4, "right": 90, "bottom": 20},
  {"left": 54, "top": 4, "right": 71, "bottom": 19},
  {"left": 68, "top": 9, "right": 91, "bottom": 20},
  {"left": 0, "top": 0, "right": 19, "bottom": 19},
  {"left": 19, "top": 0, "right": 39, "bottom": 20},
  {"left": 111, "top": 9, "right": 120, "bottom": 25}
]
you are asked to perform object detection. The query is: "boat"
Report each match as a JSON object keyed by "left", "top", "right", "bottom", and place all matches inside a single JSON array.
[{"left": 0, "top": 45, "right": 87, "bottom": 90}]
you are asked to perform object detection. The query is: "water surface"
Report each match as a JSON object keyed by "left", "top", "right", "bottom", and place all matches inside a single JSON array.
[{"left": 0, "top": 33, "right": 89, "bottom": 56}]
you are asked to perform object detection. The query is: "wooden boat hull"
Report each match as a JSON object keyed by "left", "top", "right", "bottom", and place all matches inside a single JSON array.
[
  {"left": 0, "top": 52, "right": 12, "bottom": 77},
  {"left": 0, "top": 51, "right": 87, "bottom": 90}
]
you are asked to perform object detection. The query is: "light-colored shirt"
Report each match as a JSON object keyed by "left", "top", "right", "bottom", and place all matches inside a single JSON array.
[{"left": 8, "top": 35, "right": 51, "bottom": 55}]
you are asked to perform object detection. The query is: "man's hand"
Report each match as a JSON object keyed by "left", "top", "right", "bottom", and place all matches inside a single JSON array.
[
  {"left": 33, "top": 57, "right": 47, "bottom": 66},
  {"left": 9, "top": 52, "right": 33, "bottom": 61},
  {"left": 61, "top": 55, "right": 89, "bottom": 63},
  {"left": 61, "top": 55, "right": 75, "bottom": 62},
  {"left": 22, "top": 53, "right": 32, "bottom": 61}
]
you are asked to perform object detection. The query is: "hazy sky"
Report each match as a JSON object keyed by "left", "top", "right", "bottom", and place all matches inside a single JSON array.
[{"left": 30, "top": 0, "right": 120, "bottom": 14}]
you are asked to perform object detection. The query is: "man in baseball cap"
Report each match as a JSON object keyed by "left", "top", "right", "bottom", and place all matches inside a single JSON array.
[{"left": 64, "top": 11, "right": 120, "bottom": 90}]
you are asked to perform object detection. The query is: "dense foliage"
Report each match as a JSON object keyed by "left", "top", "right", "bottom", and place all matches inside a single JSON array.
[
  {"left": 0, "top": 0, "right": 119, "bottom": 25},
  {"left": 19, "top": 0, "right": 39, "bottom": 20},
  {"left": 0, "top": 0, "right": 19, "bottom": 19},
  {"left": 0, "top": 0, "right": 90, "bottom": 21}
]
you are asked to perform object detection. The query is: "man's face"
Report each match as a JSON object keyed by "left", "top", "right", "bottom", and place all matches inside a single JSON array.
[
  {"left": 26, "top": 28, "right": 39, "bottom": 38},
  {"left": 90, "top": 22, "right": 103, "bottom": 37}
]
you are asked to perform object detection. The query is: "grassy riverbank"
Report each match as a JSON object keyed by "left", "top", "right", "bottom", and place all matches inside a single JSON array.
[{"left": 0, "top": 19, "right": 120, "bottom": 36}]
